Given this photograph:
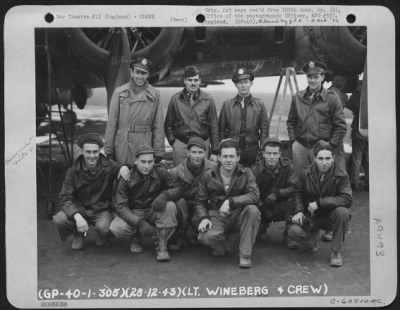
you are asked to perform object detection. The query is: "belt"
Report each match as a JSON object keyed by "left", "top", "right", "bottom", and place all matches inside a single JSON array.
[{"left": 118, "top": 125, "right": 151, "bottom": 133}]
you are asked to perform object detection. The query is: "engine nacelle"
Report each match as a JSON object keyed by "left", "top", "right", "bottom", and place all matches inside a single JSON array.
[{"left": 294, "top": 26, "right": 366, "bottom": 78}]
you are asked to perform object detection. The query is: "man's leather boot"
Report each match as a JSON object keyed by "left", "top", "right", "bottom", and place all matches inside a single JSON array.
[{"left": 156, "top": 228, "right": 174, "bottom": 262}]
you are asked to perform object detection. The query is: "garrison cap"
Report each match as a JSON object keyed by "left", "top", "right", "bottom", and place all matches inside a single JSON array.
[
  {"left": 184, "top": 65, "right": 200, "bottom": 78},
  {"left": 135, "top": 144, "right": 155, "bottom": 158},
  {"left": 130, "top": 57, "right": 152, "bottom": 73},
  {"left": 313, "top": 140, "right": 334, "bottom": 156},
  {"left": 218, "top": 138, "right": 238, "bottom": 151},
  {"left": 187, "top": 136, "right": 207, "bottom": 151},
  {"left": 76, "top": 133, "right": 104, "bottom": 148},
  {"left": 262, "top": 137, "right": 282, "bottom": 150},
  {"left": 232, "top": 68, "right": 254, "bottom": 83},
  {"left": 302, "top": 60, "right": 327, "bottom": 75}
]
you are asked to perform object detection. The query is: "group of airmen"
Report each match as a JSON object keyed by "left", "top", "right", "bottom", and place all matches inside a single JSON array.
[{"left": 53, "top": 56, "right": 368, "bottom": 269}]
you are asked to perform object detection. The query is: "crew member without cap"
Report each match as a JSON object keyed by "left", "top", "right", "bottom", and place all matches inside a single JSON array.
[{"left": 313, "top": 139, "right": 335, "bottom": 156}]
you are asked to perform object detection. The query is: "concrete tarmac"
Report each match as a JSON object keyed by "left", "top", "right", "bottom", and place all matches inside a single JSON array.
[{"left": 37, "top": 187, "right": 370, "bottom": 299}]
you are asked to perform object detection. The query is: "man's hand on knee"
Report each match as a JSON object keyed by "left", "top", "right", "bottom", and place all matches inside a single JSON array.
[
  {"left": 291, "top": 212, "right": 305, "bottom": 226},
  {"left": 198, "top": 219, "right": 212, "bottom": 232},
  {"left": 73, "top": 213, "right": 89, "bottom": 234}
]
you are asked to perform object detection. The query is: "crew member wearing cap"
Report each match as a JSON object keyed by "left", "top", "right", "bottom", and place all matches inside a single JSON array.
[
  {"left": 287, "top": 60, "right": 347, "bottom": 176},
  {"left": 110, "top": 145, "right": 181, "bottom": 262},
  {"left": 194, "top": 139, "right": 260, "bottom": 268},
  {"left": 105, "top": 57, "right": 165, "bottom": 166},
  {"left": 53, "top": 133, "right": 130, "bottom": 250},
  {"left": 168, "top": 137, "right": 218, "bottom": 250},
  {"left": 219, "top": 68, "right": 269, "bottom": 166},
  {"left": 165, "top": 65, "right": 219, "bottom": 166},
  {"left": 287, "top": 140, "right": 352, "bottom": 267},
  {"left": 250, "top": 137, "right": 297, "bottom": 245}
]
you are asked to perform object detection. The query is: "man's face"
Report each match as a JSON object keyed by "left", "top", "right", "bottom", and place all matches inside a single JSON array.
[
  {"left": 315, "top": 149, "right": 334, "bottom": 173},
  {"left": 131, "top": 67, "right": 149, "bottom": 87},
  {"left": 263, "top": 145, "right": 281, "bottom": 168},
  {"left": 306, "top": 73, "right": 324, "bottom": 92},
  {"left": 235, "top": 79, "right": 253, "bottom": 96},
  {"left": 184, "top": 75, "right": 201, "bottom": 93},
  {"left": 82, "top": 143, "right": 100, "bottom": 169},
  {"left": 135, "top": 153, "right": 155, "bottom": 175},
  {"left": 218, "top": 147, "right": 240, "bottom": 172},
  {"left": 188, "top": 145, "right": 206, "bottom": 167}
]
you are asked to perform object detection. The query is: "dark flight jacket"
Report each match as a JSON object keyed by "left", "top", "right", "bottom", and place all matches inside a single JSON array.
[
  {"left": 251, "top": 157, "right": 297, "bottom": 204},
  {"left": 219, "top": 95, "right": 269, "bottom": 152},
  {"left": 292, "top": 162, "right": 352, "bottom": 217},
  {"left": 287, "top": 87, "right": 347, "bottom": 147},
  {"left": 165, "top": 89, "right": 220, "bottom": 154},
  {"left": 58, "top": 154, "right": 118, "bottom": 219},
  {"left": 194, "top": 164, "right": 260, "bottom": 222},
  {"left": 114, "top": 165, "right": 181, "bottom": 225}
]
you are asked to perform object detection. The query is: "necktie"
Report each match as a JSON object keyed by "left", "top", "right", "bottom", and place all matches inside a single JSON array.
[
  {"left": 189, "top": 94, "right": 194, "bottom": 107},
  {"left": 240, "top": 98, "right": 245, "bottom": 109}
]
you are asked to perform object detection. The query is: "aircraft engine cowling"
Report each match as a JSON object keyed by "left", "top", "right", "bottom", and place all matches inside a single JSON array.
[
  {"left": 294, "top": 26, "right": 366, "bottom": 79},
  {"left": 66, "top": 28, "right": 184, "bottom": 85}
]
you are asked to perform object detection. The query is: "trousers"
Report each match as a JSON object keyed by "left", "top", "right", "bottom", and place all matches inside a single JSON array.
[
  {"left": 287, "top": 207, "right": 351, "bottom": 252},
  {"left": 197, "top": 205, "right": 260, "bottom": 258},
  {"left": 53, "top": 210, "right": 112, "bottom": 243},
  {"left": 109, "top": 201, "right": 178, "bottom": 239}
]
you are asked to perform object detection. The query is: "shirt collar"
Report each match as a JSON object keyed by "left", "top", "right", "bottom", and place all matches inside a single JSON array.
[
  {"left": 303, "top": 87, "right": 328, "bottom": 102},
  {"left": 235, "top": 94, "right": 253, "bottom": 106},
  {"left": 181, "top": 88, "right": 201, "bottom": 101}
]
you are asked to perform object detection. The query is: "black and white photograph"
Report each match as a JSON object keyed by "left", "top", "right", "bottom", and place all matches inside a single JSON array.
[{"left": 4, "top": 5, "right": 397, "bottom": 308}]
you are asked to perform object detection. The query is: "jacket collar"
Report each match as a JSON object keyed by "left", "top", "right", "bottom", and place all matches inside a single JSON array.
[
  {"left": 119, "top": 81, "right": 157, "bottom": 101},
  {"left": 210, "top": 163, "right": 246, "bottom": 178},
  {"left": 306, "top": 161, "right": 346, "bottom": 179},
  {"left": 178, "top": 158, "right": 216, "bottom": 182},
  {"left": 261, "top": 157, "right": 289, "bottom": 172},
  {"left": 234, "top": 94, "right": 254, "bottom": 106},
  {"left": 179, "top": 88, "right": 208, "bottom": 101},
  {"left": 299, "top": 87, "right": 328, "bottom": 102},
  {"left": 73, "top": 154, "right": 110, "bottom": 172},
  {"left": 131, "top": 165, "right": 159, "bottom": 180}
]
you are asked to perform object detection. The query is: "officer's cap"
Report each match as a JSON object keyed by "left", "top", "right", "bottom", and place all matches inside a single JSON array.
[
  {"left": 135, "top": 144, "right": 155, "bottom": 158},
  {"left": 76, "top": 133, "right": 104, "bottom": 148},
  {"left": 232, "top": 68, "right": 254, "bottom": 83},
  {"left": 184, "top": 66, "right": 200, "bottom": 78},
  {"left": 187, "top": 136, "right": 207, "bottom": 151},
  {"left": 130, "top": 57, "right": 152, "bottom": 73},
  {"left": 313, "top": 140, "right": 334, "bottom": 156},
  {"left": 262, "top": 137, "right": 282, "bottom": 150},
  {"left": 302, "top": 60, "right": 327, "bottom": 75}
]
